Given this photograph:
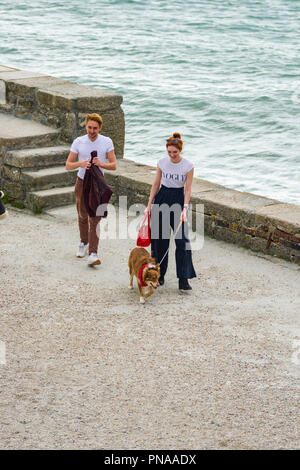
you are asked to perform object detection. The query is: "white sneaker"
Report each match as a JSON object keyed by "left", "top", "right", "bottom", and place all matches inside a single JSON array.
[
  {"left": 88, "top": 253, "right": 101, "bottom": 266},
  {"left": 76, "top": 242, "right": 88, "bottom": 258}
]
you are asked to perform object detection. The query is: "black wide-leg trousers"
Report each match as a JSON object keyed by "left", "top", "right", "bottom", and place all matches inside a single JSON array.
[{"left": 151, "top": 185, "right": 196, "bottom": 279}]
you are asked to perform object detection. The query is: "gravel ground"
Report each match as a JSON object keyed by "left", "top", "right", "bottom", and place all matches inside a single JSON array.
[{"left": 0, "top": 205, "right": 299, "bottom": 450}]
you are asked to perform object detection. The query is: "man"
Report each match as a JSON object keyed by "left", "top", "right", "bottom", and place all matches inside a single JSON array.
[{"left": 66, "top": 113, "right": 117, "bottom": 266}]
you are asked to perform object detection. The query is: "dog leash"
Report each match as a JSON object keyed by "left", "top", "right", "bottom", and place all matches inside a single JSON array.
[{"left": 158, "top": 219, "right": 183, "bottom": 266}]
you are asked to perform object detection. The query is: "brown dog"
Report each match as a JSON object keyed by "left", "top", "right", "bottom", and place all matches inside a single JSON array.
[{"left": 128, "top": 247, "right": 160, "bottom": 304}]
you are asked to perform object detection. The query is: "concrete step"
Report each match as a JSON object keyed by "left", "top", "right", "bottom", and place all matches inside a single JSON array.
[
  {"left": 0, "top": 112, "right": 60, "bottom": 149},
  {"left": 27, "top": 186, "right": 75, "bottom": 211},
  {"left": 4, "top": 145, "right": 70, "bottom": 169},
  {"left": 22, "top": 165, "right": 77, "bottom": 191}
]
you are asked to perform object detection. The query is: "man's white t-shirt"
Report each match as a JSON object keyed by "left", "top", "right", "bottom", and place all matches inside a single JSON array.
[
  {"left": 158, "top": 157, "right": 194, "bottom": 188},
  {"left": 70, "top": 134, "right": 114, "bottom": 180}
]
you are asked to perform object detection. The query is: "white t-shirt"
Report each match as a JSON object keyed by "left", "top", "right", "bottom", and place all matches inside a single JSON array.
[
  {"left": 158, "top": 157, "right": 194, "bottom": 188},
  {"left": 70, "top": 134, "right": 114, "bottom": 179}
]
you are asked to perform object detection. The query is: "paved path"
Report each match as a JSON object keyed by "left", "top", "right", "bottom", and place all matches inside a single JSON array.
[{"left": 0, "top": 205, "right": 299, "bottom": 449}]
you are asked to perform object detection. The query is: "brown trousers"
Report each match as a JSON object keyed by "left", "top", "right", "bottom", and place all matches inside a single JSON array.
[{"left": 74, "top": 177, "right": 101, "bottom": 255}]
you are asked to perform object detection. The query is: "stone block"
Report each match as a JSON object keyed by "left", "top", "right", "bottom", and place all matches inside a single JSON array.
[
  {"left": 0, "top": 66, "right": 18, "bottom": 73},
  {"left": 0, "top": 70, "right": 44, "bottom": 81},
  {"left": 76, "top": 91, "right": 123, "bottom": 113},
  {"left": 100, "top": 110, "right": 125, "bottom": 156},
  {"left": 6, "top": 81, "right": 36, "bottom": 101},
  {"left": 121, "top": 188, "right": 148, "bottom": 207},
  {"left": 12, "top": 75, "right": 67, "bottom": 89},
  {"left": 192, "top": 187, "right": 280, "bottom": 227},
  {"left": 61, "top": 112, "right": 76, "bottom": 140},
  {"left": 2, "top": 165, "right": 21, "bottom": 182},
  {"left": 116, "top": 174, "right": 152, "bottom": 197},
  {"left": 78, "top": 113, "right": 87, "bottom": 131},
  {"left": 44, "top": 112, "right": 61, "bottom": 129},
  {"left": 192, "top": 179, "right": 225, "bottom": 195},
  {"left": 6, "top": 76, "right": 67, "bottom": 109},
  {"left": 0, "top": 113, "right": 60, "bottom": 150},
  {"left": 77, "top": 110, "right": 125, "bottom": 157},
  {"left": 1, "top": 179, "right": 25, "bottom": 201},
  {"left": 22, "top": 166, "right": 77, "bottom": 191},
  {"left": 4, "top": 145, "right": 70, "bottom": 169},
  {"left": 35, "top": 81, "right": 122, "bottom": 111},
  {"left": 0, "top": 103, "right": 12, "bottom": 113},
  {"left": 13, "top": 108, "right": 31, "bottom": 120},
  {"left": 37, "top": 89, "right": 73, "bottom": 111},
  {"left": 255, "top": 203, "right": 300, "bottom": 235},
  {"left": 103, "top": 172, "right": 118, "bottom": 190},
  {"left": 27, "top": 186, "right": 75, "bottom": 211}
]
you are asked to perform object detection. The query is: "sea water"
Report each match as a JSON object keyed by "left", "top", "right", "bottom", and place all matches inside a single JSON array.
[{"left": 0, "top": 0, "right": 299, "bottom": 204}]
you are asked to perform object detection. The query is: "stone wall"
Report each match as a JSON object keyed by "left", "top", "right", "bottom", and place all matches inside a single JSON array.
[
  {"left": 106, "top": 160, "right": 300, "bottom": 265},
  {"left": 0, "top": 66, "right": 125, "bottom": 156}
]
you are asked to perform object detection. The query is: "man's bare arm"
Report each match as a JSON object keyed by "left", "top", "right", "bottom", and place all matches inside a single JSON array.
[
  {"left": 93, "top": 150, "right": 117, "bottom": 171},
  {"left": 65, "top": 151, "right": 90, "bottom": 171}
]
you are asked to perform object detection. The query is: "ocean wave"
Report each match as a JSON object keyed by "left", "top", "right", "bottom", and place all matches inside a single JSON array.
[{"left": 1, "top": 0, "right": 299, "bottom": 204}]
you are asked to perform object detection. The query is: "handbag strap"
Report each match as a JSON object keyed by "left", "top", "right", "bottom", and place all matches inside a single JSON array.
[{"left": 140, "top": 213, "right": 148, "bottom": 228}]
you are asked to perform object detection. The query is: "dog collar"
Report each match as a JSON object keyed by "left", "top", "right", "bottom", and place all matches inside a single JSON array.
[{"left": 139, "top": 264, "right": 148, "bottom": 287}]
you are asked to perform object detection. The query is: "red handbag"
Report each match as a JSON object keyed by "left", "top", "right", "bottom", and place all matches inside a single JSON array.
[{"left": 137, "top": 212, "right": 151, "bottom": 247}]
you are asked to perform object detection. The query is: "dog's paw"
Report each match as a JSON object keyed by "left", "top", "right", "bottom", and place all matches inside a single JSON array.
[
  {"left": 139, "top": 297, "right": 145, "bottom": 304},
  {"left": 128, "top": 285, "right": 133, "bottom": 290}
]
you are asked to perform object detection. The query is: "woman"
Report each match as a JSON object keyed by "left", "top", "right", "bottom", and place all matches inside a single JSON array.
[{"left": 145, "top": 132, "right": 196, "bottom": 291}]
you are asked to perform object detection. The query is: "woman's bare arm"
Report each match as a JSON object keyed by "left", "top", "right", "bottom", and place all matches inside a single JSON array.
[
  {"left": 184, "top": 168, "right": 194, "bottom": 206},
  {"left": 146, "top": 166, "right": 162, "bottom": 212},
  {"left": 181, "top": 168, "right": 194, "bottom": 221}
]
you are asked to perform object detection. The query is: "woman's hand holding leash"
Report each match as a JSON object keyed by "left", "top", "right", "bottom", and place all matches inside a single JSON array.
[
  {"left": 181, "top": 205, "right": 188, "bottom": 222},
  {"left": 180, "top": 209, "right": 187, "bottom": 222}
]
